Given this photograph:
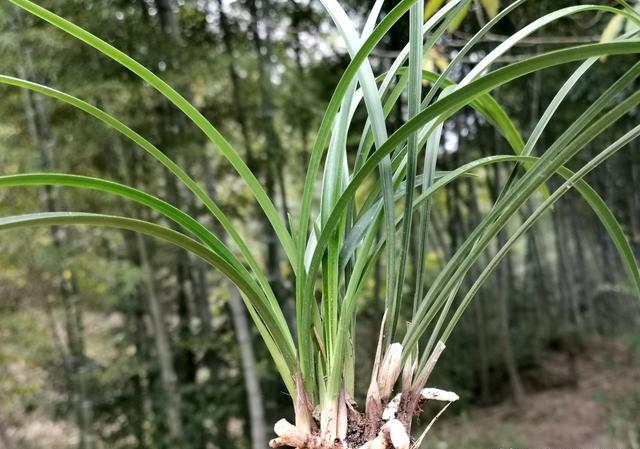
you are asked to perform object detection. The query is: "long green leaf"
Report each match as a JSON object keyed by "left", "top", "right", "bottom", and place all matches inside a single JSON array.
[
  {"left": 460, "top": 5, "right": 639, "bottom": 86},
  {"left": 408, "top": 77, "right": 640, "bottom": 371},
  {"left": 308, "top": 44, "right": 640, "bottom": 380},
  {"left": 306, "top": 42, "right": 640, "bottom": 332},
  {"left": 0, "top": 75, "right": 291, "bottom": 347},
  {"left": 0, "top": 211, "right": 297, "bottom": 393},
  {"left": 6, "top": 0, "right": 297, "bottom": 269},
  {"left": 0, "top": 173, "right": 232, "bottom": 262},
  {"left": 356, "top": 150, "right": 640, "bottom": 370},
  {"left": 442, "top": 125, "right": 640, "bottom": 341},
  {"left": 295, "top": 0, "right": 419, "bottom": 390},
  {"left": 315, "top": 2, "right": 396, "bottom": 356},
  {"left": 391, "top": 0, "right": 425, "bottom": 340},
  {"left": 0, "top": 173, "right": 295, "bottom": 348}
]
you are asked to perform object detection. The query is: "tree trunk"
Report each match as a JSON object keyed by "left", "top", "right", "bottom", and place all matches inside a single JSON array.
[
  {"left": 201, "top": 157, "right": 268, "bottom": 449},
  {"left": 136, "top": 234, "right": 184, "bottom": 443},
  {"left": 18, "top": 48, "right": 94, "bottom": 448},
  {"left": 463, "top": 177, "right": 491, "bottom": 404},
  {"left": 567, "top": 204, "right": 597, "bottom": 332},
  {"left": 523, "top": 218, "right": 547, "bottom": 365},
  {"left": 552, "top": 210, "right": 580, "bottom": 324},
  {"left": 213, "top": 0, "right": 257, "bottom": 168},
  {"left": 215, "top": 0, "right": 296, "bottom": 332},
  {"left": 552, "top": 210, "right": 581, "bottom": 387},
  {"left": 290, "top": 4, "right": 311, "bottom": 164},
  {"left": 227, "top": 285, "right": 268, "bottom": 449},
  {"left": 473, "top": 299, "right": 491, "bottom": 404},
  {"left": 129, "top": 287, "right": 151, "bottom": 449},
  {"left": 630, "top": 140, "right": 640, "bottom": 254},
  {"left": 245, "top": 0, "right": 297, "bottom": 332},
  {"left": 112, "top": 135, "right": 184, "bottom": 446},
  {"left": 154, "top": 0, "right": 181, "bottom": 43},
  {"left": 246, "top": 0, "right": 291, "bottom": 223},
  {"left": 496, "top": 231, "right": 526, "bottom": 406},
  {"left": 487, "top": 163, "right": 526, "bottom": 406}
]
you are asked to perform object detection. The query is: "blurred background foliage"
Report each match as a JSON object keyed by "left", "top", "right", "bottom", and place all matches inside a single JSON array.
[{"left": 0, "top": 0, "right": 639, "bottom": 448}]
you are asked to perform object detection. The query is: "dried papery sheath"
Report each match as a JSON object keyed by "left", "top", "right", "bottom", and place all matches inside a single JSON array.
[
  {"left": 295, "top": 372, "right": 315, "bottom": 433},
  {"left": 365, "top": 312, "right": 387, "bottom": 427},
  {"left": 401, "top": 353, "right": 413, "bottom": 395},
  {"left": 382, "top": 386, "right": 458, "bottom": 421},
  {"left": 420, "top": 388, "right": 459, "bottom": 402},
  {"left": 378, "top": 343, "right": 403, "bottom": 401}
]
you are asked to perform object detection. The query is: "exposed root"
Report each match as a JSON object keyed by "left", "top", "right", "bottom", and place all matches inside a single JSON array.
[
  {"left": 270, "top": 387, "right": 455, "bottom": 449},
  {"left": 274, "top": 342, "right": 454, "bottom": 448},
  {"left": 270, "top": 419, "right": 314, "bottom": 448},
  {"left": 383, "top": 387, "right": 459, "bottom": 420},
  {"left": 381, "top": 419, "right": 409, "bottom": 449}
]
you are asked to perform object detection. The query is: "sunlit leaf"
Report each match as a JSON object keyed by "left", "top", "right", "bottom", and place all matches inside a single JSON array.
[
  {"left": 481, "top": 0, "right": 500, "bottom": 18},
  {"left": 448, "top": 2, "right": 471, "bottom": 32},
  {"left": 601, "top": 15, "right": 626, "bottom": 43},
  {"left": 425, "top": 0, "right": 446, "bottom": 20}
]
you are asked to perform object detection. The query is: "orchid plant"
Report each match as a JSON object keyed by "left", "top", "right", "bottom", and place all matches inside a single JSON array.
[{"left": 2, "top": 0, "right": 640, "bottom": 448}]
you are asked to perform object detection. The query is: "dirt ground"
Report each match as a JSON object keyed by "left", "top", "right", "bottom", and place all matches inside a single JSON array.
[
  {"left": 424, "top": 339, "right": 640, "bottom": 449},
  {"left": 6, "top": 338, "right": 639, "bottom": 449}
]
